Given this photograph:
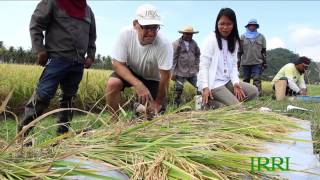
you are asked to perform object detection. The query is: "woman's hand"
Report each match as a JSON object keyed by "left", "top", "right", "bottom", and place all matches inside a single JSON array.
[
  {"left": 233, "top": 83, "right": 246, "bottom": 101},
  {"left": 202, "top": 87, "right": 213, "bottom": 104}
]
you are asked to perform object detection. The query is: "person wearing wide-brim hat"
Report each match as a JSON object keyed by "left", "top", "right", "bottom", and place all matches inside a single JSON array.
[
  {"left": 178, "top": 26, "right": 199, "bottom": 34},
  {"left": 238, "top": 18, "right": 267, "bottom": 96},
  {"left": 245, "top": 19, "right": 260, "bottom": 29},
  {"left": 172, "top": 26, "right": 201, "bottom": 106}
]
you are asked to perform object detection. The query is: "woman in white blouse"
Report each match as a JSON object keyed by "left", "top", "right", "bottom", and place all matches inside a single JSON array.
[{"left": 197, "top": 8, "right": 259, "bottom": 108}]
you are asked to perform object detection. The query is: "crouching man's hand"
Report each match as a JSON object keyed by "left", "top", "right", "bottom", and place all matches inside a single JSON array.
[{"left": 134, "top": 82, "right": 153, "bottom": 105}]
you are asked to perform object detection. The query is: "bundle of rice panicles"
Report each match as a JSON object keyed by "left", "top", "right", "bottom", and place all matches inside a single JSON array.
[{"left": 1, "top": 108, "right": 298, "bottom": 179}]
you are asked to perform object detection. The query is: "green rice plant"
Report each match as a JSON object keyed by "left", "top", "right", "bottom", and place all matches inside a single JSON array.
[
  {"left": 1, "top": 63, "right": 319, "bottom": 114},
  {"left": 0, "top": 64, "right": 111, "bottom": 113},
  {"left": 1, "top": 63, "right": 320, "bottom": 179},
  {"left": 0, "top": 108, "right": 301, "bottom": 179}
]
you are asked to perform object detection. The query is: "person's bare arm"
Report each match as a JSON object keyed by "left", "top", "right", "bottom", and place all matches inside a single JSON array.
[{"left": 148, "top": 69, "right": 171, "bottom": 113}]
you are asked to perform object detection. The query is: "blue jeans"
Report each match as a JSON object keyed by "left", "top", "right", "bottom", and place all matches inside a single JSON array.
[
  {"left": 19, "top": 57, "right": 84, "bottom": 135},
  {"left": 242, "top": 64, "right": 262, "bottom": 93},
  {"left": 37, "top": 57, "right": 84, "bottom": 100}
]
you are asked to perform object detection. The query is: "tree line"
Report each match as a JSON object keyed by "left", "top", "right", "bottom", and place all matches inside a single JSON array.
[
  {"left": 0, "top": 41, "right": 113, "bottom": 70},
  {"left": 1, "top": 41, "right": 319, "bottom": 83},
  {"left": 259, "top": 48, "right": 320, "bottom": 84}
]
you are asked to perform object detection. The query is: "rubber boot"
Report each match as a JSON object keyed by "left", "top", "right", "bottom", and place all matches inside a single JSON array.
[
  {"left": 173, "top": 91, "right": 182, "bottom": 106},
  {"left": 253, "top": 78, "right": 262, "bottom": 96},
  {"left": 18, "top": 92, "right": 50, "bottom": 138},
  {"left": 57, "top": 95, "right": 73, "bottom": 135}
]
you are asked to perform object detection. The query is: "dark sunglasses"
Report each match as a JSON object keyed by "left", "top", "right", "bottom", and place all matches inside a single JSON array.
[{"left": 139, "top": 24, "right": 160, "bottom": 32}]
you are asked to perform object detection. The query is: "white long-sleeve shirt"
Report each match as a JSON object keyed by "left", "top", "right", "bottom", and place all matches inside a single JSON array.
[{"left": 197, "top": 32, "right": 240, "bottom": 91}]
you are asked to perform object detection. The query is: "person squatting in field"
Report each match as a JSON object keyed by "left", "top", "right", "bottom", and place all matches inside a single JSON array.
[
  {"left": 105, "top": 4, "right": 172, "bottom": 120},
  {"left": 271, "top": 56, "right": 311, "bottom": 100},
  {"left": 197, "top": 8, "right": 259, "bottom": 109}
]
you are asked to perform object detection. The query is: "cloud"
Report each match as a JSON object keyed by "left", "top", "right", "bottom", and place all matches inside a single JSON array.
[
  {"left": 288, "top": 25, "right": 320, "bottom": 61},
  {"left": 289, "top": 25, "right": 320, "bottom": 46},
  {"left": 267, "top": 37, "right": 285, "bottom": 50}
]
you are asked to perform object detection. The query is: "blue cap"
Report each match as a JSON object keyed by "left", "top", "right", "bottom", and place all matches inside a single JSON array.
[{"left": 245, "top": 19, "right": 259, "bottom": 28}]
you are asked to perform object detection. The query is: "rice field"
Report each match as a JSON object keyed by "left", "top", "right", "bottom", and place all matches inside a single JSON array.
[
  {"left": 1, "top": 63, "right": 319, "bottom": 113},
  {"left": 0, "top": 107, "right": 302, "bottom": 179},
  {"left": 1, "top": 63, "right": 320, "bottom": 179},
  {"left": 0, "top": 63, "right": 111, "bottom": 113}
]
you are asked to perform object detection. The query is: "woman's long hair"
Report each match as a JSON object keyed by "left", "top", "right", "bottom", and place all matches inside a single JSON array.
[{"left": 214, "top": 8, "right": 240, "bottom": 53}]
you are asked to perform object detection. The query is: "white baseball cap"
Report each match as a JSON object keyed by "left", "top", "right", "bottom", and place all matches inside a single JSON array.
[{"left": 135, "top": 4, "right": 162, "bottom": 26}]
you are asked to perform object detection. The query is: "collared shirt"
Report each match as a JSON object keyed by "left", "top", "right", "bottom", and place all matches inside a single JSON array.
[
  {"left": 172, "top": 38, "right": 200, "bottom": 77},
  {"left": 239, "top": 34, "right": 266, "bottom": 65},
  {"left": 183, "top": 41, "right": 190, "bottom": 51},
  {"left": 197, "top": 32, "right": 239, "bottom": 91}
]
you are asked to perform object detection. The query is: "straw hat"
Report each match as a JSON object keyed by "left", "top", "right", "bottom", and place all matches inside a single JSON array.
[{"left": 178, "top": 26, "right": 199, "bottom": 34}]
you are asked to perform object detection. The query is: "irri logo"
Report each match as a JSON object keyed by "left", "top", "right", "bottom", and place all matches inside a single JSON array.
[
  {"left": 144, "top": 10, "right": 159, "bottom": 18},
  {"left": 250, "top": 157, "right": 290, "bottom": 173}
]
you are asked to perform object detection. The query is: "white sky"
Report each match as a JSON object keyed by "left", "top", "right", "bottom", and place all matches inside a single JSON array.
[{"left": 0, "top": 1, "right": 319, "bottom": 61}]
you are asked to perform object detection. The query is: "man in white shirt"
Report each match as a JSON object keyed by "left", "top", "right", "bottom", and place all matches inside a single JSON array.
[{"left": 105, "top": 4, "right": 173, "bottom": 119}]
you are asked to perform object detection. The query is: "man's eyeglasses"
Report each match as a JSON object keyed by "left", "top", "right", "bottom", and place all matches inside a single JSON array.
[{"left": 139, "top": 25, "right": 160, "bottom": 32}]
